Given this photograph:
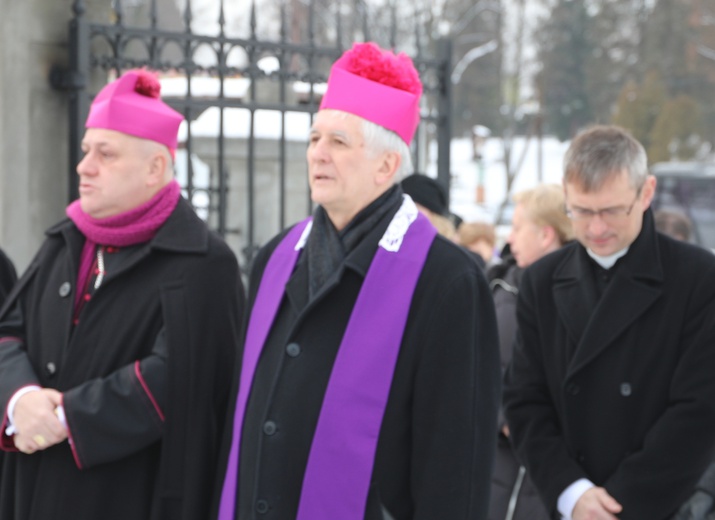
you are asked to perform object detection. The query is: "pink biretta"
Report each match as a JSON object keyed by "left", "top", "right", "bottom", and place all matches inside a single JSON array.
[
  {"left": 85, "top": 69, "right": 184, "bottom": 154},
  {"left": 319, "top": 42, "right": 423, "bottom": 145}
]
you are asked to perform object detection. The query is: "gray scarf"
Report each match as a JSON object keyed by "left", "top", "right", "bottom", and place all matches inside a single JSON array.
[{"left": 307, "top": 185, "right": 402, "bottom": 299}]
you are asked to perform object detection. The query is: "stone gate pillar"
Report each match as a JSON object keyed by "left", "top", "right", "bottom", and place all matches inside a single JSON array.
[{"left": 0, "top": 0, "right": 107, "bottom": 271}]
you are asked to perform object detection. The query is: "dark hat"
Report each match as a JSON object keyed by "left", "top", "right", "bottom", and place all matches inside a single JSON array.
[{"left": 401, "top": 174, "right": 448, "bottom": 216}]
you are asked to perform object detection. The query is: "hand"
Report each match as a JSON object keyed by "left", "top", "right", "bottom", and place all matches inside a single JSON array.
[
  {"left": 12, "top": 389, "right": 67, "bottom": 454},
  {"left": 501, "top": 424, "right": 510, "bottom": 438},
  {"left": 673, "top": 490, "right": 715, "bottom": 520},
  {"left": 572, "top": 487, "right": 623, "bottom": 520}
]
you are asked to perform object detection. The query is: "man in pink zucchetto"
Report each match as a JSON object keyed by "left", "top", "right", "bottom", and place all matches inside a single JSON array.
[
  {"left": 0, "top": 69, "right": 245, "bottom": 519},
  {"left": 214, "top": 42, "right": 500, "bottom": 520}
]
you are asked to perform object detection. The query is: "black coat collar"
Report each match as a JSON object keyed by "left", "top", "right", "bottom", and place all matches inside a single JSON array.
[
  {"left": 46, "top": 198, "right": 210, "bottom": 288},
  {"left": 552, "top": 209, "right": 664, "bottom": 376},
  {"left": 553, "top": 209, "right": 663, "bottom": 284},
  {"left": 47, "top": 198, "right": 209, "bottom": 255},
  {"left": 283, "top": 201, "right": 402, "bottom": 316}
]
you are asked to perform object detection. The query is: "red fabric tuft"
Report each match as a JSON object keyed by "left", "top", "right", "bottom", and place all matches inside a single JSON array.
[
  {"left": 132, "top": 69, "right": 161, "bottom": 99},
  {"left": 342, "top": 42, "right": 422, "bottom": 97}
]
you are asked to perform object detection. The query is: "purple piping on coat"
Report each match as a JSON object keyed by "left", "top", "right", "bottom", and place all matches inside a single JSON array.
[
  {"left": 0, "top": 414, "right": 10, "bottom": 450},
  {"left": 61, "top": 394, "right": 83, "bottom": 469},
  {"left": 134, "top": 361, "right": 165, "bottom": 422}
]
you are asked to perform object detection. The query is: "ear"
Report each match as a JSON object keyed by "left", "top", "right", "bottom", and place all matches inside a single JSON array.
[
  {"left": 375, "top": 151, "right": 401, "bottom": 186},
  {"left": 640, "top": 174, "right": 657, "bottom": 209},
  {"left": 146, "top": 150, "right": 168, "bottom": 187}
]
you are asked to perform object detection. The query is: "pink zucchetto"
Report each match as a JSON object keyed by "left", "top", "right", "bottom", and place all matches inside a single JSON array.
[
  {"left": 319, "top": 42, "right": 423, "bottom": 145},
  {"left": 85, "top": 69, "right": 184, "bottom": 153}
]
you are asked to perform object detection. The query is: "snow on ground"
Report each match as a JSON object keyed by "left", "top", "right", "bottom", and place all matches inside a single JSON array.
[{"left": 428, "top": 135, "right": 570, "bottom": 225}]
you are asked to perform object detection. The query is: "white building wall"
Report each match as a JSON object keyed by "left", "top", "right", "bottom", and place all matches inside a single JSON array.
[{"left": 0, "top": 0, "right": 109, "bottom": 272}]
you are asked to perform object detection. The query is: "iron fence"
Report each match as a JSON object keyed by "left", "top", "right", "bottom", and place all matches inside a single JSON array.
[{"left": 50, "top": 0, "right": 453, "bottom": 268}]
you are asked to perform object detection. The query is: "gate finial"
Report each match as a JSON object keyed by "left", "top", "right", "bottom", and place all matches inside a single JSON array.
[{"left": 72, "top": 0, "right": 85, "bottom": 17}]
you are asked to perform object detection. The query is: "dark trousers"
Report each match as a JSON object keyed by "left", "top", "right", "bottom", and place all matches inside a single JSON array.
[{"left": 488, "top": 435, "right": 551, "bottom": 520}]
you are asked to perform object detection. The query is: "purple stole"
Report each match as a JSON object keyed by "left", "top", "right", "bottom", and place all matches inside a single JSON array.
[{"left": 218, "top": 197, "right": 436, "bottom": 520}]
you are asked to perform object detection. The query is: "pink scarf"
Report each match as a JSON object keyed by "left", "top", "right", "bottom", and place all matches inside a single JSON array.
[{"left": 66, "top": 180, "right": 181, "bottom": 309}]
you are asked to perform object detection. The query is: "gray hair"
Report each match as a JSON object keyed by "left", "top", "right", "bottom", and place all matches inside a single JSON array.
[
  {"left": 563, "top": 125, "right": 648, "bottom": 192},
  {"left": 138, "top": 136, "right": 175, "bottom": 181},
  {"left": 361, "top": 118, "right": 413, "bottom": 183}
]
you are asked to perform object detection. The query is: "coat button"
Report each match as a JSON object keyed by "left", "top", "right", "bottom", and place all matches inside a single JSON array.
[
  {"left": 263, "top": 421, "right": 277, "bottom": 436},
  {"left": 58, "top": 282, "right": 72, "bottom": 298},
  {"left": 620, "top": 383, "right": 632, "bottom": 396},
  {"left": 46, "top": 362, "right": 57, "bottom": 377},
  {"left": 566, "top": 383, "right": 580, "bottom": 395},
  {"left": 256, "top": 499, "right": 269, "bottom": 514},
  {"left": 286, "top": 342, "right": 301, "bottom": 357}
]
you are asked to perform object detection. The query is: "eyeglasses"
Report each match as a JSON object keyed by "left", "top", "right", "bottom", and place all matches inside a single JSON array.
[{"left": 565, "top": 189, "right": 641, "bottom": 225}]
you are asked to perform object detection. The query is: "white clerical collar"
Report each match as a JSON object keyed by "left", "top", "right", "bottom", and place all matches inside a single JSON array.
[{"left": 587, "top": 246, "right": 629, "bottom": 269}]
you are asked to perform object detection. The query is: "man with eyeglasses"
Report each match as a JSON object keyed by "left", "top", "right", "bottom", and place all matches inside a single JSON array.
[{"left": 503, "top": 125, "right": 715, "bottom": 520}]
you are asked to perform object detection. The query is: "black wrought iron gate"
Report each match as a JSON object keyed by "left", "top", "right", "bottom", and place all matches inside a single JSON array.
[{"left": 51, "top": 0, "right": 453, "bottom": 268}]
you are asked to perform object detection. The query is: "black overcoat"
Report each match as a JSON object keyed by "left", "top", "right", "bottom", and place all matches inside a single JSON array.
[
  {"left": 503, "top": 210, "right": 715, "bottom": 519},
  {"left": 0, "top": 247, "right": 17, "bottom": 304},
  {"left": 0, "top": 199, "right": 244, "bottom": 520},
  {"left": 0, "top": 247, "right": 16, "bottom": 488},
  {"left": 215, "top": 204, "right": 502, "bottom": 520}
]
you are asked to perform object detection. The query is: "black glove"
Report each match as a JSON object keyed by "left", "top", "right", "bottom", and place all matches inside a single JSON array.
[{"left": 673, "top": 490, "right": 715, "bottom": 520}]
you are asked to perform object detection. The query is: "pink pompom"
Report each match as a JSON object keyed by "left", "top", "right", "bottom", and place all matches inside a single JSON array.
[
  {"left": 342, "top": 42, "right": 422, "bottom": 97},
  {"left": 132, "top": 69, "right": 161, "bottom": 99}
]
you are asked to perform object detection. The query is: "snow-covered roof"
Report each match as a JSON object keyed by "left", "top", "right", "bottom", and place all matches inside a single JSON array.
[
  {"left": 292, "top": 81, "right": 328, "bottom": 95},
  {"left": 160, "top": 76, "right": 251, "bottom": 98},
  {"left": 178, "top": 106, "right": 312, "bottom": 142},
  {"left": 160, "top": 76, "right": 328, "bottom": 100}
]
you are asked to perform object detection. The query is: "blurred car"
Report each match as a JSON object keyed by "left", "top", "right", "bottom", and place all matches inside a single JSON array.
[{"left": 650, "top": 161, "right": 715, "bottom": 252}]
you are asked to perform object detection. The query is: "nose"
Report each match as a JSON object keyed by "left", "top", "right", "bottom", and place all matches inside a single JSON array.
[
  {"left": 307, "top": 138, "right": 329, "bottom": 163},
  {"left": 76, "top": 151, "right": 96, "bottom": 176},
  {"left": 586, "top": 213, "right": 609, "bottom": 235}
]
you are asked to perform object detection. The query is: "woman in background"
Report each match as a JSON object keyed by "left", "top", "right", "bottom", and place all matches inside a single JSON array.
[{"left": 488, "top": 184, "right": 573, "bottom": 520}]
